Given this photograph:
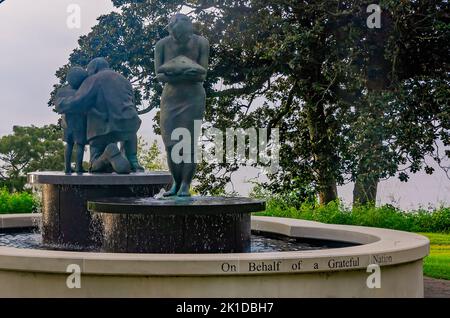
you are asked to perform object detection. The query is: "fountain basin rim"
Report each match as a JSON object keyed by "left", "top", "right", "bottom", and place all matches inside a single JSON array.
[
  {"left": 88, "top": 196, "right": 266, "bottom": 215},
  {"left": 0, "top": 214, "right": 429, "bottom": 277},
  {"left": 27, "top": 171, "right": 172, "bottom": 185}
]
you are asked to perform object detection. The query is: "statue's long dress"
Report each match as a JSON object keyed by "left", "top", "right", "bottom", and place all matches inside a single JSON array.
[{"left": 160, "top": 80, "right": 206, "bottom": 151}]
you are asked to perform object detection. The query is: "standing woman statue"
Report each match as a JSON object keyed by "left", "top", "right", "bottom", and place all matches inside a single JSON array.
[{"left": 155, "top": 14, "right": 210, "bottom": 197}]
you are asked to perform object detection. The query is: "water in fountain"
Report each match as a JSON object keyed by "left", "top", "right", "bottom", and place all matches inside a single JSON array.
[{"left": 0, "top": 228, "right": 357, "bottom": 253}]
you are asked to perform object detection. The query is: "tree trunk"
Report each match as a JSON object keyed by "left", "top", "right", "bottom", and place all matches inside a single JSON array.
[
  {"left": 353, "top": 10, "right": 392, "bottom": 206},
  {"left": 305, "top": 99, "right": 338, "bottom": 205},
  {"left": 319, "top": 182, "right": 338, "bottom": 205},
  {"left": 353, "top": 176, "right": 378, "bottom": 205}
]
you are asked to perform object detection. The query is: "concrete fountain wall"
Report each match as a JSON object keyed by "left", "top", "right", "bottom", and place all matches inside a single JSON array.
[{"left": 0, "top": 214, "right": 428, "bottom": 298}]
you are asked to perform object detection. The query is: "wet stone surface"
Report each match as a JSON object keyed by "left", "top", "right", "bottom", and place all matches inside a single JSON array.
[
  {"left": 27, "top": 171, "right": 172, "bottom": 185},
  {"left": 0, "top": 229, "right": 355, "bottom": 253},
  {"left": 88, "top": 196, "right": 266, "bottom": 215},
  {"left": 28, "top": 172, "right": 172, "bottom": 248},
  {"left": 89, "top": 196, "right": 265, "bottom": 253}
]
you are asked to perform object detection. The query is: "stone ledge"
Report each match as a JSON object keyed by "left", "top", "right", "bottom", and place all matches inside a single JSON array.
[
  {"left": 0, "top": 214, "right": 430, "bottom": 277},
  {"left": 88, "top": 196, "right": 266, "bottom": 215},
  {"left": 0, "top": 213, "right": 40, "bottom": 229},
  {"left": 27, "top": 171, "right": 172, "bottom": 185}
]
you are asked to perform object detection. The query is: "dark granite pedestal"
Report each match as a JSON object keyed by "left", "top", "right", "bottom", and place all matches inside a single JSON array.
[
  {"left": 28, "top": 172, "right": 172, "bottom": 247},
  {"left": 88, "top": 197, "right": 266, "bottom": 253}
]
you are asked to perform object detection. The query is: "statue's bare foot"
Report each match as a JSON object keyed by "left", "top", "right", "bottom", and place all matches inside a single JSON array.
[
  {"left": 163, "top": 184, "right": 179, "bottom": 197},
  {"left": 177, "top": 183, "right": 191, "bottom": 197}
]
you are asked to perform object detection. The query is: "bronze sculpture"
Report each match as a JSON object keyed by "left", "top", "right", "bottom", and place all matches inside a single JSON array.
[
  {"left": 56, "top": 58, "right": 144, "bottom": 174},
  {"left": 155, "top": 14, "right": 210, "bottom": 196},
  {"left": 56, "top": 66, "right": 88, "bottom": 174}
]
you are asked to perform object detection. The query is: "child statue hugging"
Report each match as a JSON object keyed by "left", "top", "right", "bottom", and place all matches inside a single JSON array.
[{"left": 56, "top": 66, "right": 88, "bottom": 174}]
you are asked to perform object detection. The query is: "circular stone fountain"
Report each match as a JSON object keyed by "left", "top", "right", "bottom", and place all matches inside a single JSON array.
[
  {"left": 0, "top": 213, "right": 429, "bottom": 297},
  {"left": 0, "top": 169, "right": 430, "bottom": 298},
  {"left": 88, "top": 196, "right": 265, "bottom": 253},
  {"left": 28, "top": 171, "right": 172, "bottom": 247}
]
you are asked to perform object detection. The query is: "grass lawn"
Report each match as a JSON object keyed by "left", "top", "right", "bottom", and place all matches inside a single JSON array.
[{"left": 418, "top": 233, "right": 450, "bottom": 280}]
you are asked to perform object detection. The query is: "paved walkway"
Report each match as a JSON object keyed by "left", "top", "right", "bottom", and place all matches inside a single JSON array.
[{"left": 424, "top": 277, "right": 450, "bottom": 298}]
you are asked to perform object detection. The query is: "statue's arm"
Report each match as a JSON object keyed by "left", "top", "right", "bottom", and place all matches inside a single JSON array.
[
  {"left": 55, "top": 91, "right": 70, "bottom": 114},
  {"left": 55, "top": 95, "right": 84, "bottom": 114},
  {"left": 198, "top": 36, "right": 210, "bottom": 72},
  {"left": 57, "top": 77, "right": 97, "bottom": 113},
  {"left": 155, "top": 39, "right": 169, "bottom": 83},
  {"left": 185, "top": 36, "right": 210, "bottom": 82}
]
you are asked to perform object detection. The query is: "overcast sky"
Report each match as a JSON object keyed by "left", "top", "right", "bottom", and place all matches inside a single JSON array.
[{"left": 0, "top": 0, "right": 449, "bottom": 209}]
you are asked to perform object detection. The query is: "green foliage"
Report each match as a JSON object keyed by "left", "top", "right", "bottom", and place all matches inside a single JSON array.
[
  {"left": 250, "top": 182, "right": 316, "bottom": 208},
  {"left": 420, "top": 233, "right": 450, "bottom": 280},
  {"left": 137, "top": 137, "right": 166, "bottom": 171},
  {"left": 51, "top": 0, "right": 449, "bottom": 201},
  {"left": 0, "top": 125, "right": 64, "bottom": 191},
  {"left": 258, "top": 197, "right": 450, "bottom": 233},
  {"left": 0, "top": 188, "right": 38, "bottom": 214}
]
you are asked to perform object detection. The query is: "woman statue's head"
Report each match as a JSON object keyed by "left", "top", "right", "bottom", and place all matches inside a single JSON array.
[{"left": 168, "top": 13, "right": 193, "bottom": 44}]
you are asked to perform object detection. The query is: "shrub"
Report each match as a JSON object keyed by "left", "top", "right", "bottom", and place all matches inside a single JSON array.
[
  {"left": 0, "top": 188, "right": 38, "bottom": 214},
  {"left": 257, "top": 196, "right": 450, "bottom": 233}
]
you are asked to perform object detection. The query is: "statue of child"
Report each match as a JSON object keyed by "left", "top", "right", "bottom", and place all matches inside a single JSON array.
[{"left": 56, "top": 66, "right": 88, "bottom": 174}]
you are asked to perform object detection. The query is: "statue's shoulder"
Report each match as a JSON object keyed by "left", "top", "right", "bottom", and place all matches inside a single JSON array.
[
  {"left": 97, "top": 69, "right": 129, "bottom": 85},
  {"left": 95, "top": 69, "right": 118, "bottom": 79},
  {"left": 194, "top": 34, "right": 209, "bottom": 47},
  {"left": 156, "top": 36, "right": 171, "bottom": 47}
]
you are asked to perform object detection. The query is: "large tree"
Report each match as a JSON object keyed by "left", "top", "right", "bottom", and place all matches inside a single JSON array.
[
  {"left": 348, "top": 0, "right": 449, "bottom": 205},
  {"left": 0, "top": 125, "right": 65, "bottom": 191},
  {"left": 50, "top": 0, "right": 449, "bottom": 204}
]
